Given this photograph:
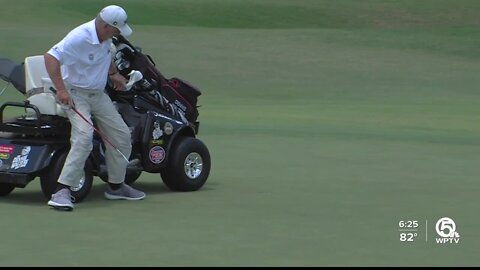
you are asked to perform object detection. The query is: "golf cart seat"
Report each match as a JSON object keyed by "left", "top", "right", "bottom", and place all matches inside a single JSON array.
[{"left": 24, "top": 55, "right": 66, "bottom": 118}]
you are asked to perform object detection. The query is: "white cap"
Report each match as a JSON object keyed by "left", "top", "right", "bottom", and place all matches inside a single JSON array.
[{"left": 99, "top": 5, "right": 132, "bottom": 36}]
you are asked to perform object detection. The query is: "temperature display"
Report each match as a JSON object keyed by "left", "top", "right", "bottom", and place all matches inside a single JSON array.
[{"left": 398, "top": 220, "right": 420, "bottom": 243}]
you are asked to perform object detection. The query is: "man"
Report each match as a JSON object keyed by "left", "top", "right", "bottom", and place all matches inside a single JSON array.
[{"left": 44, "top": 5, "right": 146, "bottom": 211}]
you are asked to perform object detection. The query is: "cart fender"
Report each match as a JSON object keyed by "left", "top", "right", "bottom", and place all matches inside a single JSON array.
[
  {"left": 0, "top": 140, "right": 63, "bottom": 174},
  {"left": 164, "top": 125, "right": 196, "bottom": 159},
  {"left": 141, "top": 111, "right": 193, "bottom": 172}
]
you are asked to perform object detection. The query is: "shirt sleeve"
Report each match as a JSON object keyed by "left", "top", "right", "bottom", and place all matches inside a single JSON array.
[
  {"left": 46, "top": 41, "right": 64, "bottom": 63},
  {"left": 47, "top": 35, "right": 81, "bottom": 66}
]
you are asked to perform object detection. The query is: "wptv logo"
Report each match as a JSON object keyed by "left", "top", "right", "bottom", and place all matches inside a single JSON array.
[{"left": 435, "top": 217, "right": 460, "bottom": 244}]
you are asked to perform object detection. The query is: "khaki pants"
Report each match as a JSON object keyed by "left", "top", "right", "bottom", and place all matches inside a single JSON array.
[{"left": 58, "top": 85, "right": 131, "bottom": 187}]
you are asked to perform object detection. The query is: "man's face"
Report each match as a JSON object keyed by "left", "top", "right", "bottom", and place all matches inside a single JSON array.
[
  {"left": 105, "top": 23, "right": 120, "bottom": 38},
  {"left": 108, "top": 25, "right": 120, "bottom": 38}
]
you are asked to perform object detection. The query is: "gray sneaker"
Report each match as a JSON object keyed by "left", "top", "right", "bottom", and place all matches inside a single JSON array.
[
  {"left": 104, "top": 183, "right": 146, "bottom": 200},
  {"left": 48, "top": 188, "right": 74, "bottom": 211}
]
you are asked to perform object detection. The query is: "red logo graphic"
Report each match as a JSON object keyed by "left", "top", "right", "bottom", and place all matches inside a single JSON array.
[{"left": 149, "top": 146, "right": 165, "bottom": 164}]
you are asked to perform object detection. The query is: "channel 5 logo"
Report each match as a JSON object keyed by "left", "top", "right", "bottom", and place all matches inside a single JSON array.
[{"left": 435, "top": 217, "right": 460, "bottom": 244}]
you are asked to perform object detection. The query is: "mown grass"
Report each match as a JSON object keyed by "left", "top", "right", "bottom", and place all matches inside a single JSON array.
[{"left": 1, "top": 0, "right": 480, "bottom": 266}]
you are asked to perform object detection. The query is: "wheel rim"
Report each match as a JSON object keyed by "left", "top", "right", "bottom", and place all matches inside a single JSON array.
[{"left": 184, "top": 152, "right": 203, "bottom": 179}]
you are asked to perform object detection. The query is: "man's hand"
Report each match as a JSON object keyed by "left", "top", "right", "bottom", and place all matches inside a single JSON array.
[
  {"left": 109, "top": 73, "right": 127, "bottom": 91},
  {"left": 56, "top": 89, "right": 71, "bottom": 107}
]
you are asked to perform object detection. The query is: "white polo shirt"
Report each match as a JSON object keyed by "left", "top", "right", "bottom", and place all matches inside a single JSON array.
[{"left": 47, "top": 19, "right": 112, "bottom": 90}]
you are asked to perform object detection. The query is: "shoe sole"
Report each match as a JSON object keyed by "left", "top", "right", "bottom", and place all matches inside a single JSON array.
[
  {"left": 104, "top": 192, "right": 146, "bottom": 200},
  {"left": 48, "top": 201, "right": 74, "bottom": 211}
]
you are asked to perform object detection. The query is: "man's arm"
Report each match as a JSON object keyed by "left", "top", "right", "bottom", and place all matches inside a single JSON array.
[
  {"left": 108, "top": 60, "right": 127, "bottom": 91},
  {"left": 44, "top": 53, "right": 70, "bottom": 106}
]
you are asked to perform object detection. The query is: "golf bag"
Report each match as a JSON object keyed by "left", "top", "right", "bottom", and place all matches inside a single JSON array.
[{"left": 113, "top": 36, "right": 201, "bottom": 124}]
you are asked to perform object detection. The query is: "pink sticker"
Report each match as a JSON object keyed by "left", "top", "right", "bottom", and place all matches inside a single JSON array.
[{"left": 0, "top": 145, "right": 14, "bottom": 154}]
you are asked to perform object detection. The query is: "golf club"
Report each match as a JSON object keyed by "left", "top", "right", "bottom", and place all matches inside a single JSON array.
[
  {"left": 49, "top": 86, "right": 130, "bottom": 163},
  {"left": 126, "top": 70, "right": 143, "bottom": 90},
  {"left": 70, "top": 105, "right": 130, "bottom": 163}
]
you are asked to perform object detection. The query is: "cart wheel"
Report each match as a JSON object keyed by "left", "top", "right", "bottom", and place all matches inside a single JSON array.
[
  {"left": 96, "top": 165, "right": 142, "bottom": 184},
  {"left": 160, "top": 136, "right": 211, "bottom": 191},
  {"left": 125, "top": 170, "right": 142, "bottom": 185},
  {"left": 0, "top": 184, "right": 15, "bottom": 196},
  {"left": 40, "top": 151, "right": 94, "bottom": 202}
]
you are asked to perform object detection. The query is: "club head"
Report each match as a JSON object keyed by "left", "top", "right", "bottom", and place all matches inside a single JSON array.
[
  {"left": 127, "top": 158, "right": 141, "bottom": 168},
  {"left": 126, "top": 70, "right": 143, "bottom": 90}
]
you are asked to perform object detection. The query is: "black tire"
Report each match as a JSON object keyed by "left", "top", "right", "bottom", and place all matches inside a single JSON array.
[
  {"left": 125, "top": 170, "right": 142, "bottom": 185},
  {"left": 40, "top": 151, "right": 94, "bottom": 202},
  {"left": 0, "top": 184, "right": 15, "bottom": 196},
  {"left": 160, "top": 137, "right": 211, "bottom": 191},
  {"left": 96, "top": 163, "right": 142, "bottom": 184}
]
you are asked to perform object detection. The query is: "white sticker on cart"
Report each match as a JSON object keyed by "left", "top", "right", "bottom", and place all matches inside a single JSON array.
[
  {"left": 152, "top": 121, "right": 163, "bottom": 140},
  {"left": 10, "top": 146, "right": 31, "bottom": 169},
  {"left": 149, "top": 146, "right": 165, "bottom": 164}
]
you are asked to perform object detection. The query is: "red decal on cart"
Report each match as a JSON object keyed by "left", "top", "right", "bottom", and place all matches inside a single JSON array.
[
  {"left": 0, "top": 145, "right": 14, "bottom": 154},
  {"left": 149, "top": 146, "right": 165, "bottom": 164}
]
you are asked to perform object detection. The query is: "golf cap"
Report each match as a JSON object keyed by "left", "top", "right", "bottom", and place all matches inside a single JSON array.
[{"left": 99, "top": 5, "right": 132, "bottom": 36}]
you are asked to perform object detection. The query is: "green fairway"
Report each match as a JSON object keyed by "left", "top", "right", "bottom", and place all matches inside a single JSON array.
[{"left": 1, "top": 0, "right": 480, "bottom": 266}]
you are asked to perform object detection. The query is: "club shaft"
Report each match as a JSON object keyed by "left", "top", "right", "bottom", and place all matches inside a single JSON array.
[{"left": 71, "top": 106, "right": 130, "bottom": 163}]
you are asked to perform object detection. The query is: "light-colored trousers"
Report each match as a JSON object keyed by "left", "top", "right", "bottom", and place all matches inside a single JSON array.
[{"left": 58, "top": 85, "right": 131, "bottom": 187}]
